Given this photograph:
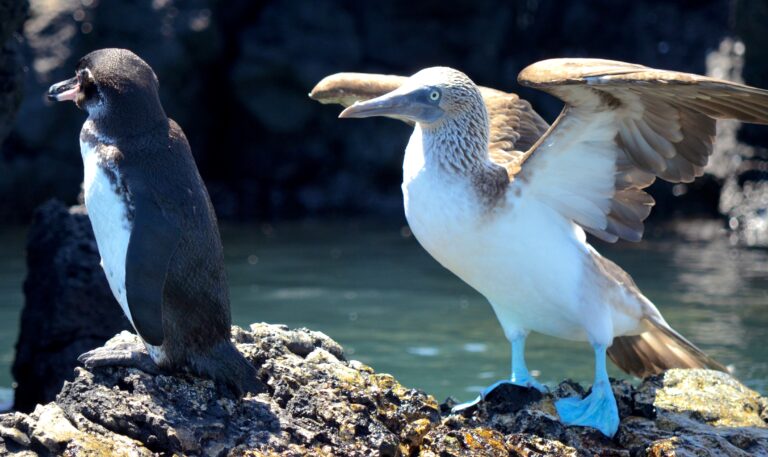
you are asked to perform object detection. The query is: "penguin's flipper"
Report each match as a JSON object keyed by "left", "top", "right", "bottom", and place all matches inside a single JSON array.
[{"left": 126, "top": 180, "right": 182, "bottom": 346}]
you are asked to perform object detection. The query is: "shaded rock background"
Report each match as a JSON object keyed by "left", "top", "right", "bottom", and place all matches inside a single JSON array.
[
  {"left": 2, "top": 327, "right": 766, "bottom": 456},
  {"left": 0, "top": 0, "right": 26, "bottom": 153},
  {"left": 0, "top": 0, "right": 765, "bottom": 233},
  {"left": 11, "top": 200, "right": 129, "bottom": 413}
]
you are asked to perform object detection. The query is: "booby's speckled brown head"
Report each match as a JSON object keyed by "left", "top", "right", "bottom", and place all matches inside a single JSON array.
[
  {"left": 47, "top": 48, "right": 164, "bottom": 123},
  {"left": 338, "top": 67, "right": 486, "bottom": 128}
]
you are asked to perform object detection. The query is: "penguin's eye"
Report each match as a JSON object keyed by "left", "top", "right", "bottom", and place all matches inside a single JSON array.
[
  {"left": 76, "top": 69, "right": 100, "bottom": 106},
  {"left": 429, "top": 90, "right": 441, "bottom": 101}
]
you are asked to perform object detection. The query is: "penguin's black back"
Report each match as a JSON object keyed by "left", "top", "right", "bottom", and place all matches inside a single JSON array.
[
  {"left": 113, "top": 116, "right": 262, "bottom": 396},
  {"left": 118, "top": 118, "right": 231, "bottom": 360}
]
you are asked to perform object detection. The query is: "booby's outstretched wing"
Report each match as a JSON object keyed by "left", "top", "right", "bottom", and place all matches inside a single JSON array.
[
  {"left": 310, "top": 72, "right": 549, "bottom": 175},
  {"left": 482, "top": 88, "right": 549, "bottom": 175},
  {"left": 511, "top": 58, "right": 768, "bottom": 242},
  {"left": 310, "top": 73, "right": 408, "bottom": 108}
]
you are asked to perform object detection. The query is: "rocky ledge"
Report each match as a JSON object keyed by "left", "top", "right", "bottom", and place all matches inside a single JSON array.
[{"left": 1, "top": 326, "right": 767, "bottom": 456}]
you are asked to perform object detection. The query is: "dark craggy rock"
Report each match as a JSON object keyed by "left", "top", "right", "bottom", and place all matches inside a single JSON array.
[
  {"left": 11, "top": 200, "right": 130, "bottom": 412},
  {"left": 433, "top": 371, "right": 768, "bottom": 456},
  {"left": 2, "top": 325, "right": 767, "bottom": 456},
  {"left": 0, "top": 0, "right": 28, "bottom": 219},
  {"left": 2, "top": 326, "right": 441, "bottom": 456}
]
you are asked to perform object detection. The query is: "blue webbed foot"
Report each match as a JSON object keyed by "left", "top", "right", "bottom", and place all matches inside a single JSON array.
[
  {"left": 452, "top": 334, "right": 547, "bottom": 413},
  {"left": 510, "top": 373, "right": 549, "bottom": 393},
  {"left": 451, "top": 377, "right": 548, "bottom": 413},
  {"left": 555, "top": 379, "right": 619, "bottom": 437}
]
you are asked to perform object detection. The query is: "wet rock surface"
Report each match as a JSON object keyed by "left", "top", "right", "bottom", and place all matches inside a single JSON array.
[
  {"left": 2, "top": 326, "right": 766, "bottom": 456},
  {"left": 11, "top": 200, "right": 130, "bottom": 413}
]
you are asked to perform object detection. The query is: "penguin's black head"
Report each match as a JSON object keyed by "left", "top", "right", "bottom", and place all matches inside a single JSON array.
[{"left": 47, "top": 48, "right": 165, "bottom": 124}]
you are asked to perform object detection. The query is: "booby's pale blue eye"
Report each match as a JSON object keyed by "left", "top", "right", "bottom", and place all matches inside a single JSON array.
[{"left": 429, "top": 90, "right": 440, "bottom": 101}]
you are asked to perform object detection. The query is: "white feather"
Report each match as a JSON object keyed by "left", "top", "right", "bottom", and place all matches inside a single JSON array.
[
  {"left": 520, "top": 111, "right": 619, "bottom": 233},
  {"left": 80, "top": 121, "right": 135, "bottom": 329},
  {"left": 402, "top": 125, "right": 633, "bottom": 344}
]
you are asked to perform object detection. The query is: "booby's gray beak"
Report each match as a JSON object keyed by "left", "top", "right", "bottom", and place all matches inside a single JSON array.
[
  {"left": 47, "top": 76, "right": 80, "bottom": 102},
  {"left": 339, "top": 88, "right": 443, "bottom": 124}
]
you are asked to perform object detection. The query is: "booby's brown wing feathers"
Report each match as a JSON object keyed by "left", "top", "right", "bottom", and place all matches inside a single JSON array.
[
  {"left": 310, "top": 73, "right": 408, "bottom": 108},
  {"left": 484, "top": 91, "right": 550, "bottom": 177},
  {"left": 513, "top": 58, "right": 768, "bottom": 242},
  {"left": 310, "top": 72, "right": 549, "bottom": 170}
]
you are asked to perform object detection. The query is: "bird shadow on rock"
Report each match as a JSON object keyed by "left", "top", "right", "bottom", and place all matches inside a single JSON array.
[{"left": 435, "top": 370, "right": 768, "bottom": 456}]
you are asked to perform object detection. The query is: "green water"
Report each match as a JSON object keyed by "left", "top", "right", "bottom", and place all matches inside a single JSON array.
[{"left": 0, "top": 220, "right": 767, "bottom": 403}]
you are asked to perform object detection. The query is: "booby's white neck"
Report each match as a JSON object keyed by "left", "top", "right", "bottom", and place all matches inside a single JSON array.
[
  {"left": 407, "top": 113, "right": 509, "bottom": 212},
  {"left": 418, "top": 111, "right": 492, "bottom": 175}
]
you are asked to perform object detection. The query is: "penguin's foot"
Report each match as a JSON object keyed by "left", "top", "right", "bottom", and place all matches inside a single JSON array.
[
  {"left": 555, "top": 379, "right": 619, "bottom": 437},
  {"left": 451, "top": 377, "right": 548, "bottom": 413},
  {"left": 197, "top": 340, "right": 266, "bottom": 397},
  {"left": 78, "top": 342, "right": 161, "bottom": 375}
]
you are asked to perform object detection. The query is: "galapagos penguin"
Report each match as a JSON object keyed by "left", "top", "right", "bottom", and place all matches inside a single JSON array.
[{"left": 47, "top": 48, "right": 263, "bottom": 396}]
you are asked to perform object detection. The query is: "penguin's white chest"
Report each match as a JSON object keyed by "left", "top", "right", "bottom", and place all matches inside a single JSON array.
[{"left": 80, "top": 138, "right": 135, "bottom": 328}]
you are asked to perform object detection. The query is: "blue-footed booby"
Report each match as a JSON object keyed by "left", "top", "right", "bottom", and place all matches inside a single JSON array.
[
  {"left": 47, "top": 48, "right": 263, "bottom": 396},
  {"left": 310, "top": 60, "right": 768, "bottom": 436}
]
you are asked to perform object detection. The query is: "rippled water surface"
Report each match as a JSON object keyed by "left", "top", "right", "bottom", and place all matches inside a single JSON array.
[{"left": 0, "top": 220, "right": 766, "bottom": 403}]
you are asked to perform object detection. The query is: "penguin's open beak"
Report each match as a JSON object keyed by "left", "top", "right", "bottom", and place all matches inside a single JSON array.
[{"left": 47, "top": 76, "right": 80, "bottom": 102}]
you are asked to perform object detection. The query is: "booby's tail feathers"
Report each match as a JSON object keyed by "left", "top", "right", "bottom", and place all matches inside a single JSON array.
[{"left": 607, "top": 318, "right": 727, "bottom": 378}]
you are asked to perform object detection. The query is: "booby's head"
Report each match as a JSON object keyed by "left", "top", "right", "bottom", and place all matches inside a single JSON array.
[
  {"left": 339, "top": 67, "right": 486, "bottom": 128},
  {"left": 47, "top": 48, "right": 165, "bottom": 127}
]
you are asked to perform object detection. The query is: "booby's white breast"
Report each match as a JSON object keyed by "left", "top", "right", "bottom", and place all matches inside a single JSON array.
[
  {"left": 401, "top": 126, "right": 632, "bottom": 342},
  {"left": 80, "top": 121, "right": 134, "bottom": 329}
]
